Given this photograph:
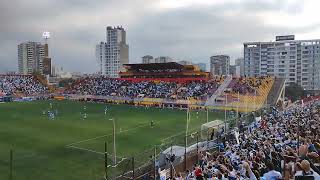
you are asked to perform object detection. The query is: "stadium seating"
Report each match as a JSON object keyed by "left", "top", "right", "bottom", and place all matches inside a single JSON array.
[
  {"left": 65, "top": 76, "right": 277, "bottom": 111},
  {"left": 0, "top": 75, "right": 48, "bottom": 96},
  {"left": 66, "top": 77, "right": 224, "bottom": 101},
  {"left": 226, "top": 77, "right": 274, "bottom": 112}
]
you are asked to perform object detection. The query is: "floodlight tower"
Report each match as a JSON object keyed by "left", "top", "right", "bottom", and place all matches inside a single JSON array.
[
  {"left": 42, "top": 32, "right": 50, "bottom": 56},
  {"left": 42, "top": 31, "right": 52, "bottom": 76}
]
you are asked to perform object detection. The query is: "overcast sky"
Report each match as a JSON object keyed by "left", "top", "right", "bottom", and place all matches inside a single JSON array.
[{"left": 1, "top": 0, "right": 320, "bottom": 73}]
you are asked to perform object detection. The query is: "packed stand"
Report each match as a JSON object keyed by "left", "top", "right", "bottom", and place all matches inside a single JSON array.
[
  {"left": 124, "top": 81, "right": 177, "bottom": 99},
  {"left": 227, "top": 77, "right": 272, "bottom": 95},
  {"left": 176, "top": 80, "right": 221, "bottom": 100},
  {"left": 66, "top": 77, "right": 223, "bottom": 100},
  {"left": 0, "top": 75, "right": 48, "bottom": 95},
  {"left": 180, "top": 100, "right": 320, "bottom": 180}
]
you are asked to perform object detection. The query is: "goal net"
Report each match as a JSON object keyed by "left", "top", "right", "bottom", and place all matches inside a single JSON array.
[{"left": 200, "top": 120, "right": 227, "bottom": 140}]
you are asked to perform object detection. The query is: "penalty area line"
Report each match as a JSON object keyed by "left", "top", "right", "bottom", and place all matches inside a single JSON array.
[
  {"left": 66, "top": 121, "right": 153, "bottom": 147},
  {"left": 66, "top": 145, "right": 105, "bottom": 155},
  {"left": 66, "top": 145, "right": 128, "bottom": 163}
]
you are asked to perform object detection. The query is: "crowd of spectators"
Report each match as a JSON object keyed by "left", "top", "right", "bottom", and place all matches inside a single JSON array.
[
  {"left": 0, "top": 75, "right": 48, "bottom": 95},
  {"left": 227, "top": 77, "right": 271, "bottom": 95},
  {"left": 66, "top": 77, "right": 224, "bottom": 100},
  {"left": 180, "top": 99, "right": 320, "bottom": 180},
  {"left": 176, "top": 80, "right": 220, "bottom": 100},
  {"left": 0, "top": 74, "right": 273, "bottom": 103}
]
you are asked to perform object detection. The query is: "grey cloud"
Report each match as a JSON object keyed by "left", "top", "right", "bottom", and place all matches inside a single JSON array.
[
  {"left": 0, "top": 0, "right": 318, "bottom": 73},
  {"left": 238, "top": 0, "right": 305, "bottom": 14},
  {"left": 128, "top": 1, "right": 316, "bottom": 66}
]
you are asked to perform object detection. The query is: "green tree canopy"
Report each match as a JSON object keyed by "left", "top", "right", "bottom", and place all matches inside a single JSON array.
[{"left": 285, "top": 82, "right": 307, "bottom": 102}]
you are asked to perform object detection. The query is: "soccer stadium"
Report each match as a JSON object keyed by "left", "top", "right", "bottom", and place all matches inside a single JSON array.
[
  {"left": 3, "top": 62, "right": 319, "bottom": 180},
  {"left": 4, "top": 0, "right": 320, "bottom": 179}
]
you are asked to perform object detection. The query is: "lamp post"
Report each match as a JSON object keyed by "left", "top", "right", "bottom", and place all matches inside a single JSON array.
[
  {"left": 254, "top": 89, "right": 257, "bottom": 111},
  {"left": 109, "top": 118, "right": 116, "bottom": 164},
  {"left": 224, "top": 94, "right": 227, "bottom": 131},
  {"left": 236, "top": 91, "right": 239, "bottom": 128}
]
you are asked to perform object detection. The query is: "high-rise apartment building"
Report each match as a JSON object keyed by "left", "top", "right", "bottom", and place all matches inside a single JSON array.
[
  {"left": 142, "top": 55, "right": 154, "bottom": 64},
  {"left": 235, "top": 58, "right": 244, "bottom": 76},
  {"left": 18, "top": 42, "right": 45, "bottom": 74},
  {"left": 141, "top": 55, "right": 172, "bottom": 64},
  {"left": 96, "top": 26, "right": 129, "bottom": 77},
  {"left": 244, "top": 35, "right": 320, "bottom": 90},
  {"left": 210, "top": 55, "right": 230, "bottom": 75},
  {"left": 154, "top": 56, "right": 172, "bottom": 63},
  {"left": 229, "top": 65, "right": 237, "bottom": 76}
]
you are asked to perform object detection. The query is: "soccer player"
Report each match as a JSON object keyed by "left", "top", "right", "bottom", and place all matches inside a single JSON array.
[
  {"left": 82, "top": 105, "right": 87, "bottom": 120},
  {"left": 48, "top": 111, "right": 55, "bottom": 120},
  {"left": 104, "top": 106, "right": 108, "bottom": 115}
]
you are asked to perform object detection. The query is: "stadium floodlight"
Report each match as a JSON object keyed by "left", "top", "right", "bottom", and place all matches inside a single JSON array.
[
  {"left": 109, "top": 118, "right": 116, "bottom": 165},
  {"left": 42, "top": 31, "right": 50, "bottom": 39}
]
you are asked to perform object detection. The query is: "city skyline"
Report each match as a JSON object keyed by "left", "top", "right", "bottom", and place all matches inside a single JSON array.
[{"left": 1, "top": 0, "right": 320, "bottom": 73}]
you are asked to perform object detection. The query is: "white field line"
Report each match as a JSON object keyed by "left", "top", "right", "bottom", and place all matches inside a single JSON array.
[
  {"left": 66, "top": 145, "right": 128, "bottom": 160},
  {"left": 67, "top": 145, "right": 148, "bottom": 166},
  {"left": 160, "top": 127, "right": 199, "bottom": 144},
  {"left": 66, "top": 145, "right": 105, "bottom": 155},
  {"left": 66, "top": 122, "right": 152, "bottom": 147},
  {"left": 66, "top": 145, "right": 135, "bottom": 168}
]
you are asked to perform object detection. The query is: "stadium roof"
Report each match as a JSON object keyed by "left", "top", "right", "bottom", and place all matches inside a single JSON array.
[{"left": 123, "top": 62, "right": 184, "bottom": 71}]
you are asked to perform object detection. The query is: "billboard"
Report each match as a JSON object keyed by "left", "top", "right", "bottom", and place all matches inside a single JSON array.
[{"left": 276, "top": 35, "right": 295, "bottom": 41}]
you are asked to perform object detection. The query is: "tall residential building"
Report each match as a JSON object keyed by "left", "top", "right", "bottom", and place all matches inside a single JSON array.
[
  {"left": 18, "top": 42, "right": 45, "bottom": 74},
  {"left": 142, "top": 55, "right": 154, "bottom": 64},
  {"left": 229, "top": 65, "right": 236, "bottom": 76},
  {"left": 235, "top": 58, "right": 244, "bottom": 76},
  {"left": 244, "top": 35, "right": 320, "bottom": 90},
  {"left": 141, "top": 56, "right": 172, "bottom": 64},
  {"left": 210, "top": 55, "right": 230, "bottom": 75},
  {"left": 96, "top": 26, "right": 129, "bottom": 77},
  {"left": 154, "top": 56, "right": 172, "bottom": 63}
]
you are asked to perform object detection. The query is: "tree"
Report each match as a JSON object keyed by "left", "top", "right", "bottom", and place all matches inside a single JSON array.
[
  {"left": 285, "top": 83, "right": 307, "bottom": 102},
  {"left": 58, "top": 78, "right": 74, "bottom": 88}
]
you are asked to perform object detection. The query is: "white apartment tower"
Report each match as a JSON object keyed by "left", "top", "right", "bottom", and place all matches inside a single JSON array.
[
  {"left": 210, "top": 55, "right": 230, "bottom": 76},
  {"left": 154, "top": 56, "right": 172, "bottom": 63},
  {"left": 18, "top": 42, "right": 45, "bottom": 74},
  {"left": 244, "top": 35, "right": 320, "bottom": 90},
  {"left": 96, "top": 26, "right": 129, "bottom": 77},
  {"left": 235, "top": 58, "right": 245, "bottom": 76},
  {"left": 141, "top": 55, "right": 172, "bottom": 64},
  {"left": 142, "top": 55, "right": 154, "bottom": 64}
]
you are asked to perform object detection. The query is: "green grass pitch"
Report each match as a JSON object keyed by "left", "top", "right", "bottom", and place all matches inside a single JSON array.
[{"left": 0, "top": 100, "right": 224, "bottom": 180}]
